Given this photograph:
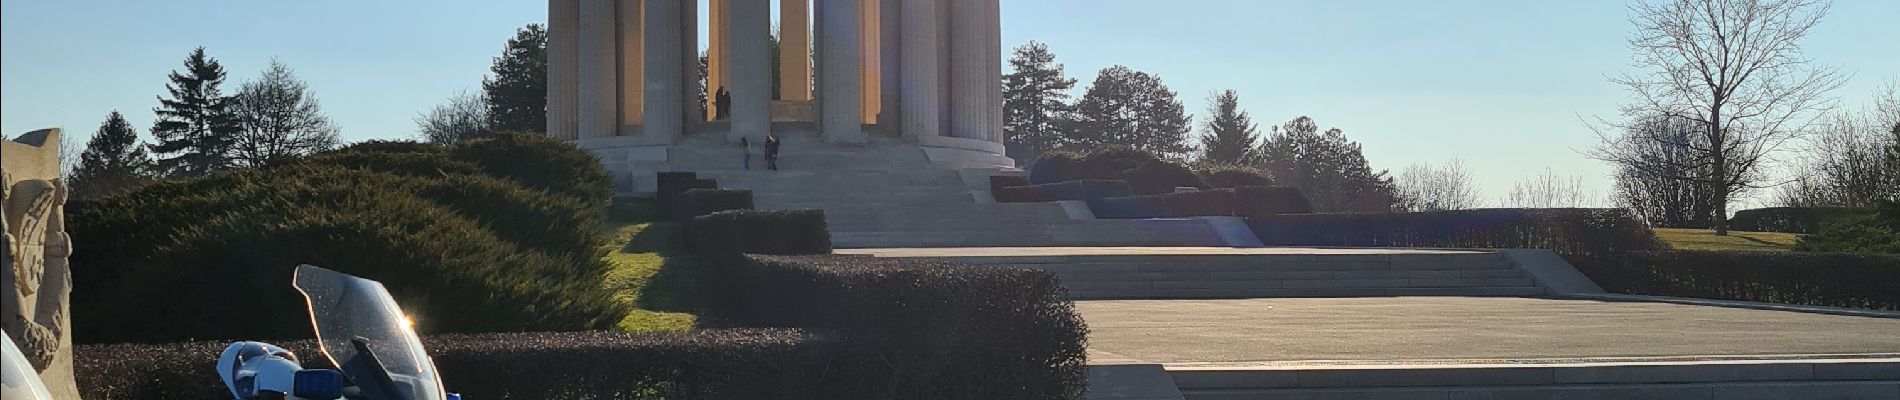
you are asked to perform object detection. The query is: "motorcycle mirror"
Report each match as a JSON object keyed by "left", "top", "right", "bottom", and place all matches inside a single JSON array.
[{"left": 292, "top": 369, "right": 345, "bottom": 399}]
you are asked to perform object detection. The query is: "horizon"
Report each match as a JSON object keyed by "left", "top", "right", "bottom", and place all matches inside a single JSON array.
[{"left": 5, "top": 0, "right": 1897, "bottom": 207}]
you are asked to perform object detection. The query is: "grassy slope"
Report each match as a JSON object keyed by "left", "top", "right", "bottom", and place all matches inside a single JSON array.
[
  {"left": 1652, "top": 228, "right": 1802, "bottom": 252},
  {"left": 600, "top": 201, "right": 707, "bottom": 332}
]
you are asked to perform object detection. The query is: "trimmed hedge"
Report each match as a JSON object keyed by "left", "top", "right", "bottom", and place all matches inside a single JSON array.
[
  {"left": 684, "top": 209, "right": 833, "bottom": 256},
  {"left": 451, "top": 134, "right": 614, "bottom": 202},
  {"left": 1246, "top": 208, "right": 1662, "bottom": 257},
  {"left": 1096, "top": 189, "right": 1238, "bottom": 219},
  {"left": 656, "top": 171, "right": 701, "bottom": 219},
  {"left": 1570, "top": 251, "right": 1900, "bottom": 310},
  {"left": 990, "top": 175, "right": 1031, "bottom": 194},
  {"left": 1198, "top": 164, "right": 1276, "bottom": 189},
  {"left": 1094, "top": 186, "right": 1313, "bottom": 220},
  {"left": 664, "top": 178, "right": 721, "bottom": 221},
  {"left": 1028, "top": 146, "right": 1204, "bottom": 195},
  {"left": 75, "top": 329, "right": 855, "bottom": 400},
  {"left": 1729, "top": 207, "right": 1874, "bottom": 234},
  {"left": 1233, "top": 186, "right": 1314, "bottom": 217},
  {"left": 993, "top": 179, "right": 1134, "bottom": 204},
  {"left": 727, "top": 255, "right": 1089, "bottom": 400},
  {"left": 679, "top": 188, "right": 756, "bottom": 219}
]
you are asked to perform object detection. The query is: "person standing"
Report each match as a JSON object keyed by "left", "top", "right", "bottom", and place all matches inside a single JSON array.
[
  {"left": 739, "top": 137, "right": 751, "bottom": 170},
  {"left": 714, "top": 87, "right": 732, "bottom": 120},
  {"left": 763, "top": 134, "right": 779, "bottom": 171}
]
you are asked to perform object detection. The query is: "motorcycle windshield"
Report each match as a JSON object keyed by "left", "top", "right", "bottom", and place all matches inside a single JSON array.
[
  {"left": 294, "top": 265, "right": 444, "bottom": 400},
  {"left": 2, "top": 332, "right": 54, "bottom": 400}
]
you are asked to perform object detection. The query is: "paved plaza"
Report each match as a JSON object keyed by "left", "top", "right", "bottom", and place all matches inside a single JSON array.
[{"left": 1078, "top": 296, "right": 1900, "bottom": 366}]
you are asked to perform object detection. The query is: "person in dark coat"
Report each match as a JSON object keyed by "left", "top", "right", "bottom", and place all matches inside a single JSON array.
[
  {"left": 714, "top": 87, "right": 732, "bottom": 120},
  {"left": 764, "top": 134, "right": 781, "bottom": 171}
]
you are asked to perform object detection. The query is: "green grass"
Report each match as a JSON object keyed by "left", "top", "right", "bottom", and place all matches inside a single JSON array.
[
  {"left": 1652, "top": 228, "right": 1803, "bottom": 252},
  {"left": 599, "top": 199, "right": 707, "bottom": 332}
]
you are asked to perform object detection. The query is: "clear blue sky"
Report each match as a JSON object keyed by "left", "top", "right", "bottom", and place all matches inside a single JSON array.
[{"left": 5, "top": 0, "right": 1896, "bottom": 205}]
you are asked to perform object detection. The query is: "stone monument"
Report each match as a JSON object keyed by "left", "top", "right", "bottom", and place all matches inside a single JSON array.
[
  {"left": 2, "top": 128, "right": 80, "bottom": 399},
  {"left": 545, "top": 0, "right": 1013, "bottom": 194}
]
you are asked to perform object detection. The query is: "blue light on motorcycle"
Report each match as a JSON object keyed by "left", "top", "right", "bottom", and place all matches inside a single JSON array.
[
  {"left": 447, "top": 393, "right": 463, "bottom": 400},
  {"left": 291, "top": 369, "right": 345, "bottom": 399}
]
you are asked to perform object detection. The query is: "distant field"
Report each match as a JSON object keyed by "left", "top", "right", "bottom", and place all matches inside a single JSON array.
[{"left": 1652, "top": 228, "right": 1802, "bottom": 252}]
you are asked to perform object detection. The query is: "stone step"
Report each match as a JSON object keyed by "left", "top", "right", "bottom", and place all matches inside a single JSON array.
[
  {"left": 1068, "top": 286, "right": 1547, "bottom": 300},
  {"left": 1061, "top": 277, "right": 1536, "bottom": 291},
  {"left": 1170, "top": 359, "right": 1900, "bottom": 400}
]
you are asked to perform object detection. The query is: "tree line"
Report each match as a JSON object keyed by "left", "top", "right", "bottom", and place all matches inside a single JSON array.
[{"left": 66, "top": 48, "right": 341, "bottom": 200}]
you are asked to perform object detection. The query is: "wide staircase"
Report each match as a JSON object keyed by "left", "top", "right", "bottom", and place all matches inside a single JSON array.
[
  {"left": 666, "top": 132, "right": 1231, "bottom": 248},
  {"left": 860, "top": 249, "right": 1547, "bottom": 299},
  {"left": 1162, "top": 358, "right": 1900, "bottom": 400}
]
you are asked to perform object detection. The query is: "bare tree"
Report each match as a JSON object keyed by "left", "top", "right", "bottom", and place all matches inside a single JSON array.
[
  {"left": 416, "top": 90, "right": 493, "bottom": 144},
  {"left": 1507, "top": 168, "right": 1595, "bottom": 208},
  {"left": 1593, "top": 0, "right": 1846, "bottom": 235},
  {"left": 1776, "top": 82, "right": 1900, "bottom": 206},
  {"left": 1395, "top": 159, "right": 1484, "bottom": 212},
  {"left": 231, "top": 58, "right": 341, "bottom": 166}
]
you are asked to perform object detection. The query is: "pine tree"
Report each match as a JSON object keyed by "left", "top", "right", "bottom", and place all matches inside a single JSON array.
[
  {"left": 1195, "top": 90, "right": 1258, "bottom": 165},
  {"left": 484, "top": 24, "right": 548, "bottom": 134},
  {"left": 69, "top": 111, "right": 156, "bottom": 200},
  {"left": 1070, "top": 65, "right": 1192, "bottom": 157},
  {"left": 1002, "top": 41, "right": 1077, "bottom": 163},
  {"left": 231, "top": 58, "right": 340, "bottom": 166},
  {"left": 1257, "top": 116, "right": 1399, "bottom": 213},
  {"left": 150, "top": 47, "right": 241, "bottom": 177}
]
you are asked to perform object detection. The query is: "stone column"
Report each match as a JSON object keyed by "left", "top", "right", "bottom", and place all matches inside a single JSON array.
[
  {"left": 780, "top": 0, "right": 812, "bottom": 101},
  {"left": 878, "top": 0, "right": 901, "bottom": 128},
  {"left": 680, "top": 0, "right": 701, "bottom": 130},
  {"left": 618, "top": 0, "right": 645, "bottom": 134},
  {"left": 640, "top": 0, "right": 682, "bottom": 139},
  {"left": 578, "top": 0, "right": 619, "bottom": 139},
  {"left": 983, "top": 0, "right": 1004, "bottom": 143},
  {"left": 547, "top": 0, "right": 580, "bottom": 140},
  {"left": 729, "top": 0, "right": 770, "bottom": 140},
  {"left": 948, "top": 0, "right": 992, "bottom": 141},
  {"left": 898, "top": 0, "right": 942, "bottom": 140},
  {"left": 707, "top": 0, "right": 729, "bottom": 121},
  {"left": 816, "top": 0, "right": 863, "bottom": 143}
]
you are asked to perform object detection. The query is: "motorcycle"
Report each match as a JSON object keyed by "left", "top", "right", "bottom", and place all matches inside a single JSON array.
[
  {"left": 2, "top": 331, "right": 55, "bottom": 400},
  {"left": 218, "top": 265, "right": 458, "bottom": 400}
]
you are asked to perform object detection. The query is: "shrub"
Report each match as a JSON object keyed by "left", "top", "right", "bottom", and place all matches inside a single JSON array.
[
  {"left": 989, "top": 175, "right": 1031, "bottom": 194},
  {"left": 450, "top": 133, "right": 613, "bottom": 202},
  {"left": 1728, "top": 207, "right": 1873, "bottom": 234},
  {"left": 1027, "top": 150, "right": 1084, "bottom": 184},
  {"left": 684, "top": 209, "right": 832, "bottom": 256},
  {"left": 1569, "top": 251, "right": 1900, "bottom": 310},
  {"left": 1070, "top": 145, "right": 1160, "bottom": 181},
  {"left": 1232, "top": 186, "right": 1313, "bottom": 217},
  {"left": 1125, "top": 160, "right": 1204, "bottom": 195},
  {"left": 728, "top": 255, "right": 1089, "bottom": 400},
  {"left": 679, "top": 189, "right": 756, "bottom": 219},
  {"left": 66, "top": 135, "right": 627, "bottom": 343},
  {"left": 992, "top": 179, "right": 1134, "bottom": 204},
  {"left": 1197, "top": 164, "right": 1275, "bottom": 188},
  {"left": 75, "top": 329, "right": 856, "bottom": 400},
  {"left": 1246, "top": 208, "right": 1662, "bottom": 257},
  {"left": 327, "top": 139, "right": 442, "bottom": 155},
  {"left": 1794, "top": 202, "right": 1900, "bottom": 253},
  {"left": 1095, "top": 189, "right": 1237, "bottom": 219}
]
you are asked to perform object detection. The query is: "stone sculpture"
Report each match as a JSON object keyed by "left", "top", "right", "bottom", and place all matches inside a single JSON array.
[{"left": 2, "top": 128, "right": 80, "bottom": 399}]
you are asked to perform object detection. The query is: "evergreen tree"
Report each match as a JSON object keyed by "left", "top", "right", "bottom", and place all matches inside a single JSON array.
[
  {"left": 1195, "top": 90, "right": 1258, "bottom": 165},
  {"left": 1070, "top": 66, "right": 1192, "bottom": 157},
  {"left": 150, "top": 47, "right": 241, "bottom": 177},
  {"left": 1257, "top": 116, "right": 1399, "bottom": 213},
  {"left": 231, "top": 58, "right": 340, "bottom": 166},
  {"left": 483, "top": 24, "right": 548, "bottom": 133},
  {"left": 69, "top": 111, "right": 156, "bottom": 200},
  {"left": 1002, "top": 41, "right": 1077, "bottom": 163}
]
